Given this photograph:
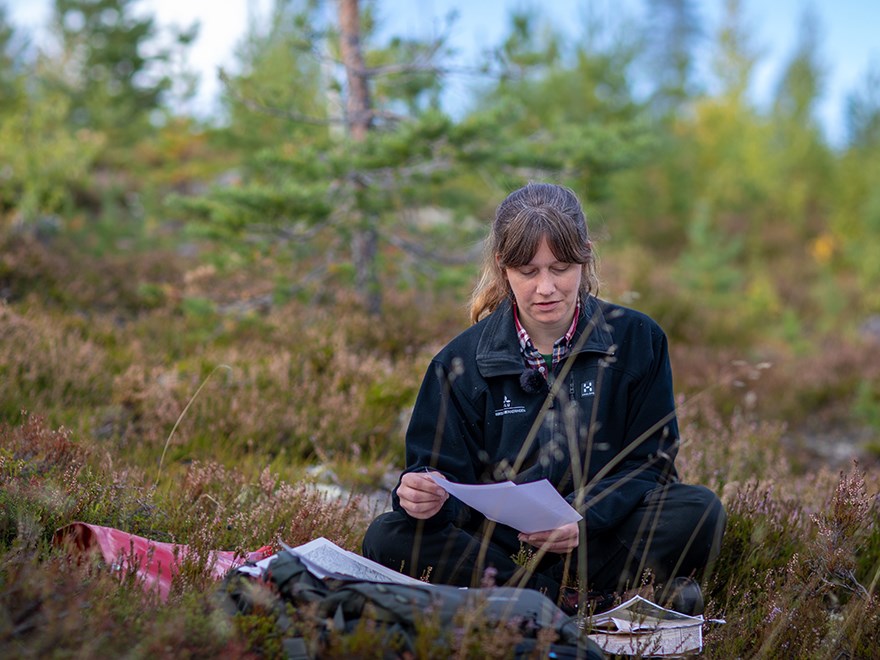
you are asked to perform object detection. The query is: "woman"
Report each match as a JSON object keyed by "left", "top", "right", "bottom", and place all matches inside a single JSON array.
[{"left": 362, "top": 182, "right": 725, "bottom": 614}]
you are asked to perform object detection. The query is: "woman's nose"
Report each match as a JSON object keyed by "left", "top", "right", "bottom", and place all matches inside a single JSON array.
[{"left": 536, "top": 271, "right": 556, "bottom": 294}]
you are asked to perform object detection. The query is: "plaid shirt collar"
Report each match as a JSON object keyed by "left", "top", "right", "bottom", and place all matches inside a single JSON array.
[{"left": 513, "top": 300, "right": 581, "bottom": 378}]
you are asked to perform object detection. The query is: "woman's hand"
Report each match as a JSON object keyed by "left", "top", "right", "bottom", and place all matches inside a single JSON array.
[
  {"left": 397, "top": 471, "right": 450, "bottom": 519},
  {"left": 518, "top": 521, "right": 580, "bottom": 554}
]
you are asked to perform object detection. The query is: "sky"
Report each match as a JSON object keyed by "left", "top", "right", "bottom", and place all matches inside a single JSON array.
[{"left": 5, "top": 0, "right": 879, "bottom": 146}]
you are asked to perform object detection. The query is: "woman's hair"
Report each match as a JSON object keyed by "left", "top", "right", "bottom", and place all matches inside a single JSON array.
[{"left": 469, "top": 182, "right": 599, "bottom": 324}]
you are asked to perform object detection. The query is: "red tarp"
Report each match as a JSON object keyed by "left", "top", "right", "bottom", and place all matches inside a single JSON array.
[{"left": 54, "top": 521, "right": 274, "bottom": 601}]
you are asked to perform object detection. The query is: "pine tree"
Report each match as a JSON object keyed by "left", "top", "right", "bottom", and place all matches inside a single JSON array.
[
  {"left": 179, "top": 1, "right": 651, "bottom": 313},
  {"left": 218, "top": 0, "right": 329, "bottom": 155},
  {"left": 180, "top": 0, "right": 479, "bottom": 313},
  {"left": 49, "top": 0, "right": 195, "bottom": 152},
  {"left": 472, "top": 8, "right": 650, "bottom": 201},
  {"left": 0, "top": 6, "right": 103, "bottom": 227}
]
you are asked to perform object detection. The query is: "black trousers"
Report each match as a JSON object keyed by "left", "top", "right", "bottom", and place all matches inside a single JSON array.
[{"left": 362, "top": 483, "right": 726, "bottom": 602}]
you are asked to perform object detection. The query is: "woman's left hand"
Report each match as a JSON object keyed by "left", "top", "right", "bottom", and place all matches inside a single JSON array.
[{"left": 518, "top": 521, "right": 580, "bottom": 554}]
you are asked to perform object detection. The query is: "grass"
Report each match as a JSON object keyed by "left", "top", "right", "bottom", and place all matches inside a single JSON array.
[{"left": 1, "top": 230, "right": 879, "bottom": 657}]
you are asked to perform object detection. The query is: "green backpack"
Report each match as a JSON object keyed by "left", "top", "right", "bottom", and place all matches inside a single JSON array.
[{"left": 222, "top": 550, "right": 604, "bottom": 659}]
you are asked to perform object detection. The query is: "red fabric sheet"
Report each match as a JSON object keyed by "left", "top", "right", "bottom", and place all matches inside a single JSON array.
[{"left": 54, "top": 521, "right": 274, "bottom": 600}]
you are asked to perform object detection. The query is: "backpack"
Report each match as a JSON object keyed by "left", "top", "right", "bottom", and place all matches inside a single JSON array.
[{"left": 221, "top": 550, "right": 604, "bottom": 659}]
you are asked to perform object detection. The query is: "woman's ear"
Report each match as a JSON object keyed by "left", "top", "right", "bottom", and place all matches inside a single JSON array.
[{"left": 495, "top": 253, "right": 506, "bottom": 276}]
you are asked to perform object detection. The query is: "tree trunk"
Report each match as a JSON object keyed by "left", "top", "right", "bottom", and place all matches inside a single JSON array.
[{"left": 338, "top": 0, "right": 381, "bottom": 315}]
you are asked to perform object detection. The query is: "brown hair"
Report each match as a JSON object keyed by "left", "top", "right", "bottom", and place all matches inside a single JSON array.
[{"left": 469, "top": 182, "right": 599, "bottom": 323}]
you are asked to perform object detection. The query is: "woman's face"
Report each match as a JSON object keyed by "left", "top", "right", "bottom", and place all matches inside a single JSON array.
[{"left": 503, "top": 236, "right": 583, "bottom": 346}]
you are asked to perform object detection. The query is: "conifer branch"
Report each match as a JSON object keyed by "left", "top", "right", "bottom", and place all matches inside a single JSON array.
[
  {"left": 219, "top": 69, "right": 343, "bottom": 126},
  {"left": 363, "top": 13, "right": 452, "bottom": 78}
]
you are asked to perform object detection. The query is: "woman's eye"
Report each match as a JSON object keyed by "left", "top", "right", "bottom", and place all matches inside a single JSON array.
[
  {"left": 517, "top": 268, "right": 537, "bottom": 276},
  {"left": 551, "top": 264, "right": 572, "bottom": 273}
]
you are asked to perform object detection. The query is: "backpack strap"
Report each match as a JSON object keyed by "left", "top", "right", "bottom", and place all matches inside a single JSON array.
[{"left": 266, "top": 551, "right": 330, "bottom": 605}]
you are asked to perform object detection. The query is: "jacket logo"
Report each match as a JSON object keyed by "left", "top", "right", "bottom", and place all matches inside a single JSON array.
[
  {"left": 581, "top": 380, "right": 595, "bottom": 397},
  {"left": 495, "top": 395, "right": 526, "bottom": 417}
]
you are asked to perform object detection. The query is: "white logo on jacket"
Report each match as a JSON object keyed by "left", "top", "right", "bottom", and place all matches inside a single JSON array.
[{"left": 495, "top": 394, "right": 526, "bottom": 416}]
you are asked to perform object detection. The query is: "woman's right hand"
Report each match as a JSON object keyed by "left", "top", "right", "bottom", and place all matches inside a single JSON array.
[{"left": 397, "top": 471, "right": 450, "bottom": 519}]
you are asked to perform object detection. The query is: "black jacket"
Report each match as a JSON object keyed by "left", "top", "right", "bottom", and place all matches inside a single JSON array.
[{"left": 393, "top": 296, "right": 680, "bottom": 534}]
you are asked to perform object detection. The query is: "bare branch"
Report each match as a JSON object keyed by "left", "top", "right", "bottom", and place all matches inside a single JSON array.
[
  {"left": 384, "top": 231, "right": 482, "bottom": 266},
  {"left": 353, "top": 157, "right": 455, "bottom": 189},
  {"left": 368, "top": 108, "right": 411, "bottom": 125},
  {"left": 289, "top": 263, "right": 332, "bottom": 294},
  {"left": 246, "top": 221, "right": 331, "bottom": 242},
  {"left": 365, "top": 63, "right": 484, "bottom": 78},
  {"left": 366, "top": 62, "right": 437, "bottom": 77}
]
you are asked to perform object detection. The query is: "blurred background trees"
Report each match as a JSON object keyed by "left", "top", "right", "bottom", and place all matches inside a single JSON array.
[{"left": 3, "top": 0, "right": 880, "bottom": 443}]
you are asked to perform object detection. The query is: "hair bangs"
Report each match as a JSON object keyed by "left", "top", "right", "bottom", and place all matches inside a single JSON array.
[{"left": 497, "top": 208, "right": 589, "bottom": 268}]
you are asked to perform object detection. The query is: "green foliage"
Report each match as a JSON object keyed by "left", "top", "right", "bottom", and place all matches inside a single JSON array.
[
  {"left": 0, "top": 5, "right": 25, "bottom": 114},
  {"left": 0, "top": 88, "right": 103, "bottom": 225},
  {"left": 712, "top": 0, "right": 760, "bottom": 99},
  {"left": 697, "top": 466, "right": 880, "bottom": 658},
  {"left": 772, "top": 6, "right": 825, "bottom": 124},
  {"left": 0, "top": 0, "right": 203, "bottom": 229},
  {"left": 676, "top": 203, "right": 743, "bottom": 297},
  {"left": 845, "top": 60, "right": 880, "bottom": 149},
  {"left": 219, "top": 0, "right": 329, "bottom": 155},
  {"left": 474, "top": 8, "right": 650, "bottom": 199},
  {"left": 852, "top": 379, "right": 880, "bottom": 430},
  {"left": 186, "top": 1, "right": 658, "bottom": 314},
  {"left": 192, "top": 0, "right": 482, "bottom": 312},
  {"left": 828, "top": 122, "right": 880, "bottom": 315},
  {"left": 49, "top": 0, "right": 182, "bottom": 146},
  {"left": 765, "top": 6, "right": 834, "bottom": 257}
]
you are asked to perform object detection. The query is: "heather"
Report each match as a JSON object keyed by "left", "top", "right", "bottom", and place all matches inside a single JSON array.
[{"left": 2, "top": 232, "right": 879, "bottom": 657}]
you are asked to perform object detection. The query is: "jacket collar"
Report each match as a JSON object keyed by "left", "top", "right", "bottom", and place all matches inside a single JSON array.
[{"left": 475, "top": 296, "right": 616, "bottom": 378}]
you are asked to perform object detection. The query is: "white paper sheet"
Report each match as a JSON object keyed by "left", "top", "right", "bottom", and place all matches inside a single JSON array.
[
  {"left": 428, "top": 474, "right": 582, "bottom": 534},
  {"left": 286, "top": 538, "right": 428, "bottom": 585},
  {"left": 590, "top": 594, "right": 704, "bottom": 629},
  {"left": 236, "top": 537, "right": 428, "bottom": 586}
]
